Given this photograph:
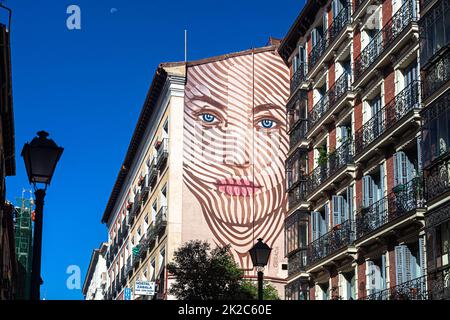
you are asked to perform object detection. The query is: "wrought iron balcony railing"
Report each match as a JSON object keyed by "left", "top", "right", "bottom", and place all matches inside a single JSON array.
[
  {"left": 148, "top": 158, "right": 158, "bottom": 186},
  {"left": 361, "top": 275, "right": 428, "bottom": 300},
  {"left": 353, "top": 0, "right": 364, "bottom": 15},
  {"left": 126, "top": 256, "right": 132, "bottom": 277},
  {"left": 308, "top": 6, "right": 351, "bottom": 70},
  {"left": 306, "top": 139, "right": 354, "bottom": 195},
  {"left": 156, "top": 138, "right": 169, "bottom": 170},
  {"left": 354, "top": 0, "right": 418, "bottom": 81},
  {"left": 288, "top": 180, "right": 307, "bottom": 209},
  {"left": 290, "top": 62, "right": 308, "bottom": 94},
  {"left": 424, "top": 156, "right": 450, "bottom": 201},
  {"left": 156, "top": 206, "right": 168, "bottom": 233},
  {"left": 306, "top": 219, "right": 355, "bottom": 266},
  {"left": 288, "top": 249, "right": 308, "bottom": 277},
  {"left": 308, "top": 72, "right": 351, "bottom": 129},
  {"left": 355, "top": 177, "right": 424, "bottom": 239},
  {"left": 422, "top": 48, "right": 450, "bottom": 100},
  {"left": 290, "top": 120, "right": 308, "bottom": 148},
  {"left": 355, "top": 80, "right": 421, "bottom": 155},
  {"left": 146, "top": 224, "right": 157, "bottom": 246},
  {"left": 130, "top": 191, "right": 142, "bottom": 220}
]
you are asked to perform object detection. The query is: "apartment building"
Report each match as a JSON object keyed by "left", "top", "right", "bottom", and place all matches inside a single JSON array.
[
  {"left": 279, "top": 0, "right": 434, "bottom": 300},
  {"left": 100, "top": 43, "right": 290, "bottom": 300},
  {"left": 420, "top": 0, "right": 450, "bottom": 300},
  {"left": 83, "top": 243, "right": 108, "bottom": 300},
  {"left": 0, "top": 4, "right": 16, "bottom": 300}
]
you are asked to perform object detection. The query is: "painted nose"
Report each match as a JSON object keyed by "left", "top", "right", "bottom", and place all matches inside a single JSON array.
[{"left": 224, "top": 124, "right": 252, "bottom": 167}]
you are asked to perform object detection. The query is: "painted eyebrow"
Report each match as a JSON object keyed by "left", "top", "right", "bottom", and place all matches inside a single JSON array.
[
  {"left": 191, "top": 94, "right": 227, "bottom": 111},
  {"left": 253, "top": 103, "right": 284, "bottom": 114}
]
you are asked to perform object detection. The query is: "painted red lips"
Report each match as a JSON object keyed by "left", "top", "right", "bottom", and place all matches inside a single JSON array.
[{"left": 215, "top": 178, "right": 261, "bottom": 197}]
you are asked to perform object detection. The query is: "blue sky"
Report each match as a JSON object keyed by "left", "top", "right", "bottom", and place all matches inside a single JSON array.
[{"left": 5, "top": 0, "right": 304, "bottom": 300}]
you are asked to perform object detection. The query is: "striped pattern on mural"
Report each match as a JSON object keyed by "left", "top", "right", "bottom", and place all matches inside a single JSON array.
[{"left": 183, "top": 49, "right": 289, "bottom": 270}]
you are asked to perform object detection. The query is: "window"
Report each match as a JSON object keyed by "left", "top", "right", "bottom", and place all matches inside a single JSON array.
[
  {"left": 152, "top": 200, "right": 157, "bottom": 222},
  {"left": 342, "top": 270, "right": 356, "bottom": 300},
  {"left": 285, "top": 211, "right": 308, "bottom": 255},
  {"left": 318, "top": 282, "right": 329, "bottom": 300},
  {"left": 163, "top": 119, "right": 169, "bottom": 139},
  {"left": 150, "top": 258, "right": 156, "bottom": 281},
  {"left": 440, "top": 221, "right": 450, "bottom": 267},
  {"left": 366, "top": 255, "right": 387, "bottom": 295},
  {"left": 393, "top": 150, "right": 416, "bottom": 187},
  {"left": 395, "top": 240, "right": 425, "bottom": 285},
  {"left": 160, "top": 184, "right": 167, "bottom": 208},
  {"left": 312, "top": 205, "right": 329, "bottom": 241},
  {"left": 362, "top": 164, "right": 385, "bottom": 208},
  {"left": 420, "top": 1, "right": 450, "bottom": 64}
]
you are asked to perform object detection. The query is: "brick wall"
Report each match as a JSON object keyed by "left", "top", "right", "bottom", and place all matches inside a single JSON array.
[
  {"left": 382, "top": 0, "right": 393, "bottom": 27},
  {"left": 357, "top": 259, "right": 366, "bottom": 298}
]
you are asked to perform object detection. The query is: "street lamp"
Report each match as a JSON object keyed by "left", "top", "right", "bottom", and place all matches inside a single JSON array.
[
  {"left": 249, "top": 238, "right": 272, "bottom": 301},
  {"left": 21, "top": 131, "right": 63, "bottom": 300}
]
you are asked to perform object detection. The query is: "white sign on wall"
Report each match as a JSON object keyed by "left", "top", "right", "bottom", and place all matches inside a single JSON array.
[{"left": 134, "top": 281, "right": 155, "bottom": 296}]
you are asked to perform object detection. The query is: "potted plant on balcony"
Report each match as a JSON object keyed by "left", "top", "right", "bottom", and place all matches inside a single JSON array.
[
  {"left": 155, "top": 140, "right": 162, "bottom": 149},
  {"left": 317, "top": 146, "right": 328, "bottom": 167},
  {"left": 126, "top": 201, "right": 132, "bottom": 211}
]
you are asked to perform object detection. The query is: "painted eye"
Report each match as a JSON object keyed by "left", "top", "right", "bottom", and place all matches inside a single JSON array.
[
  {"left": 259, "top": 119, "right": 276, "bottom": 129},
  {"left": 200, "top": 113, "right": 216, "bottom": 123}
]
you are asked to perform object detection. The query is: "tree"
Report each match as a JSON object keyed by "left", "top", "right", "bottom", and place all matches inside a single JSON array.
[
  {"left": 239, "top": 279, "right": 280, "bottom": 300},
  {"left": 167, "top": 240, "right": 243, "bottom": 300},
  {"left": 167, "top": 240, "right": 280, "bottom": 300}
]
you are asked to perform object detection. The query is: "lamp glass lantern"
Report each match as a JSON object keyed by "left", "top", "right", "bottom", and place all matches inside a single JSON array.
[
  {"left": 249, "top": 238, "right": 272, "bottom": 268},
  {"left": 21, "top": 131, "right": 64, "bottom": 186}
]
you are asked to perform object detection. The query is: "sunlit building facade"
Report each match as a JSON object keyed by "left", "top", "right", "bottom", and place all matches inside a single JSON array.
[{"left": 278, "top": 0, "right": 447, "bottom": 299}]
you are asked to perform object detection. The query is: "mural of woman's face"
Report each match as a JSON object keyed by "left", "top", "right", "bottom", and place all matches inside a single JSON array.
[{"left": 183, "top": 51, "right": 289, "bottom": 265}]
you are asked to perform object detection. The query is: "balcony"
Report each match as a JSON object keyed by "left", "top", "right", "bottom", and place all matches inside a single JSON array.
[
  {"left": 424, "top": 156, "right": 450, "bottom": 203},
  {"left": 287, "top": 180, "right": 307, "bottom": 211},
  {"left": 290, "top": 62, "right": 308, "bottom": 94},
  {"left": 422, "top": 48, "right": 450, "bottom": 102},
  {"left": 306, "top": 219, "right": 355, "bottom": 269},
  {"left": 354, "top": 80, "right": 421, "bottom": 162},
  {"left": 148, "top": 158, "right": 158, "bottom": 186},
  {"left": 308, "top": 6, "right": 351, "bottom": 76},
  {"left": 361, "top": 275, "right": 428, "bottom": 300},
  {"left": 287, "top": 249, "right": 308, "bottom": 278},
  {"left": 156, "top": 138, "right": 169, "bottom": 170},
  {"left": 306, "top": 140, "right": 356, "bottom": 201},
  {"left": 353, "top": 0, "right": 418, "bottom": 86},
  {"left": 141, "top": 185, "right": 150, "bottom": 205},
  {"left": 289, "top": 120, "right": 309, "bottom": 150},
  {"left": 307, "top": 72, "right": 353, "bottom": 138},
  {"left": 120, "top": 267, "right": 126, "bottom": 286},
  {"left": 146, "top": 224, "right": 157, "bottom": 248},
  {"left": 155, "top": 206, "right": 168, "bottom": 234},
  {"left": 126, "top": 256, "right": 132, "bottom": 277},
  {"left": 130, "top": 191, "right": 142, "bottom": 222},
  {"left": 355, "top": 178, "right": 424, "bottom": 242}
]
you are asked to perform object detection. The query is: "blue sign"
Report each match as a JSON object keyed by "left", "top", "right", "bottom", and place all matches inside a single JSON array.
[{"left": 124, "top": 288, "right": 131, "bottom": 300}]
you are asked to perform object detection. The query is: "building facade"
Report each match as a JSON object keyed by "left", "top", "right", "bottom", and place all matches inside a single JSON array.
[
  {"left": 0, "top": 4, "right": 16, "bottom": 301},
  {"left": 83, "top": 243, "right": 108, "bottom": 300},
  {"left": 100, "top": 44, "right": 291, "bottom": 300},
  {"left": 420, "top": 0, "right": 450, "bottom": 300},
  {"left": 279, "top": 0, "right": 439, "bottom": 300}
]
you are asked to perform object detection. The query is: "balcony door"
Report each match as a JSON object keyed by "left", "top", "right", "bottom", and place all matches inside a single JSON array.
[
  {"left": 393, "top": 150, "right": 415, "bottom": 187},
  {"left": 370, "top": 95, "right": 383, "bottom": 138},
  {"left": 366, "top": 255, "right": 387, "bottom": 295},
  {"left": 395, "top": 243, "right": 422, "bottom": 285}
]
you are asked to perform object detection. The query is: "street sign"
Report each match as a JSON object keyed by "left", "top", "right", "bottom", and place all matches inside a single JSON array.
[
  {"left": 124, "top": 288, "right": 131, "bottom": 300},
  {"left": 134, "top": 281, "right": 155, "bottom": 296}
]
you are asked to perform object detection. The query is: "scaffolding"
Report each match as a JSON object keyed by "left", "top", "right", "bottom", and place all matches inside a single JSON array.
[{"left": 13, "top": 189, "right": 34, "bottom": 300}]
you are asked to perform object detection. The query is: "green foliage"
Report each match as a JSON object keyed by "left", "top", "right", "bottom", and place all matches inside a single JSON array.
[
  {"left": 317, "top": 146, "right": 328, "bottom": 166},
  {"left": 167, "top": 240, "right": 244, "bottom": 300},
  {"left": 239, "top": 279, "right": 280, "bottom": 300},
  {"left": 167, "top": 240, "right": 280, "bottom": 300}
]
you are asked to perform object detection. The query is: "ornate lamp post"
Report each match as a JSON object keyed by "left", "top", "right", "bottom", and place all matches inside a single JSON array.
[
  {"left": 21, "top": 131, "right": 63, "bottom": 300},
  {"left": 249, "top": 238, "right": 272, "bottom": 301}
]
